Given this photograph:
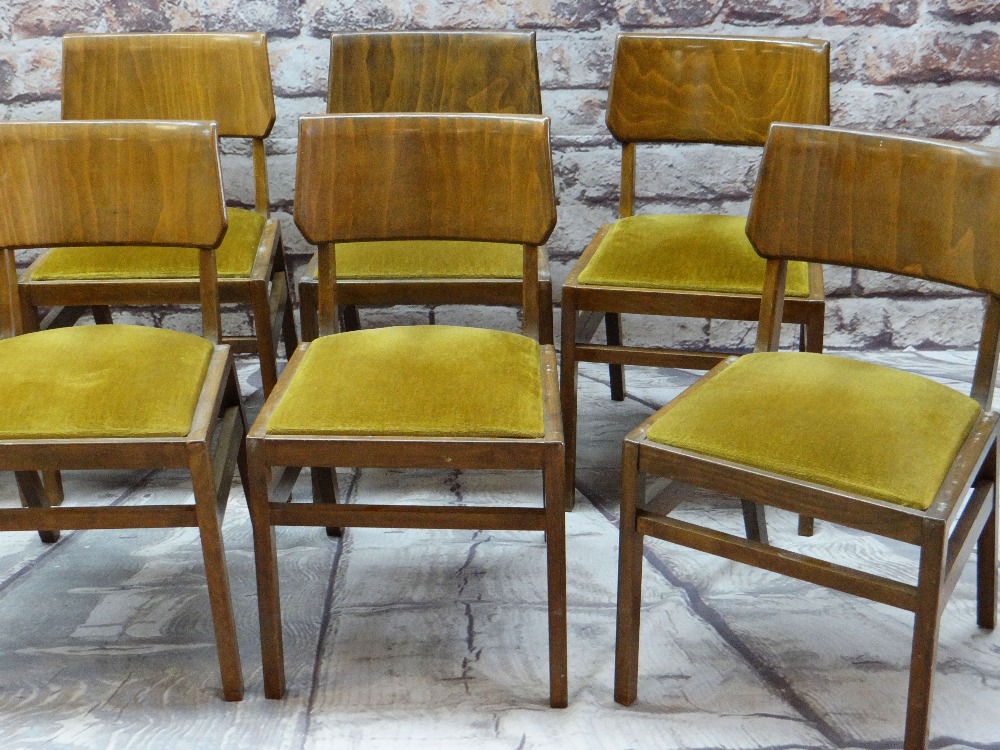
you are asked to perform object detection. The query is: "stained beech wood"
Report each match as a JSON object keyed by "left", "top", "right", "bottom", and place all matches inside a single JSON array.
[
  {"left": 0, "top": 121, "right": 247, "bottom": 701},
  {"left": 300, "top": 31, "right": 553, "bottom": 344},
  {"left": 561, "top": 34, "right": 829, "bottom": 510},
  {"left": 250, "top": 113, "right": 567, "bottom": 707},
  {"left": 606, "top": 35, "right": 829, "bottom": 146},
  {"left": 615, "top": 125, "right": 1000, "bottom": 750},
  {"left": 21, "top": 33, "right": 296, "bottom": 396}
]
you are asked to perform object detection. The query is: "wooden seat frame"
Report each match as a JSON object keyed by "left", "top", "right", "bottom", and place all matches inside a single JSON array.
[
  {"left": 248, "top": 113, "right": 568, "bottom": 706},
  {"left": 298, "top": 31, "right": 555, "bottom": 345},
  {"left": 18, "top": 32, "right": 297, "bottom": 397},
  {"left": 0, "top": 121, "right": 248, "bottom": 701},
  {"left": 614, "top": 124, "right": 999, "bottom": 750},
  {"left": 561, "top": 34, "right": 830, "bottom": 510}
]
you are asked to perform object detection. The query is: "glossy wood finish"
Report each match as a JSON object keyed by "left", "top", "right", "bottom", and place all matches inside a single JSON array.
[
  {"left": 607, "top": 35, "right": 829, "bottom": 146},
  {"left": 748, "top": 124, "right": 1000, "bottom": 297},
  {"left": 62, "top": 32, "right": 275, "bottom": 137},
  {"left": 251, "top": 113, "right": 567, "bottom": 706},
  {"left": 561, "top": 34, "right": 830, "bottom": 510},
  {"left": 0, "top": 121, "right": 247, "bottom": 700},
  {"left": 614, "top": 124, "right": 1000, "bottom": 750},
  {"left": 301, "top": 31, "right": 553, "bottom": 344},
  {"left": 294, "top": 114, "right": 556, "bottom": 247},
  {"left": 328, "top": 31, "right": 542, "bottom": 115},
  {"left": 22, "top": 32, "right": 297, "bottom": 396}
]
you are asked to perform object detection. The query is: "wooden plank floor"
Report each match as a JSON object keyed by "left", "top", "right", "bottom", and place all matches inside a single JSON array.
[{"left": 0, "top": 351, "right": 997, "bottom": 748}]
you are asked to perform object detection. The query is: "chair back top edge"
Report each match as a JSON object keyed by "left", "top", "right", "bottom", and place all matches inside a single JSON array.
[
  {"left": 748, "top": 124, "right": 1000, "bottom": 297},
  {"left": 62, "top": 32, "right": 276, "bottom": 138},
  {"left": 328, "top": 31, "right": 541, "bottom": 115},
  {"left": 0, "top": 120, "right": 227, "bottom": 251},
  {"left": 294, "top": 113, "right": 555, "bottom": 248},
  {"left": 607, "top": 34, "right": 830, "bottom": 145}
]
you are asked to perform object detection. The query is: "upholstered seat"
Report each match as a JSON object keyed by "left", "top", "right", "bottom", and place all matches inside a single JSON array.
[
  {"left": 31, "top": 208, "right": 265, "bottom": 280},
  {"left": 576, "top": 214, "right": 811, "bottom": 296},
  {"left": 0, "top": 324, "right": 214, "bottom": 439},
  {"left": 312, "top": 240, "right": 522, "bottom": 280},
  {"left": 266, "top": 325, "right": 544, "bottom": 438},
  {"left": 646, "top": 351, "right": 982, "bottom": 510}
]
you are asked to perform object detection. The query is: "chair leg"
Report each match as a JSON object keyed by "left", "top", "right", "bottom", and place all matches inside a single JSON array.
[
  {"left": 539, "top": 278, "right": 554, "bottom": 346},
  {"left": 311, "top": 467, "right": 342, "bottom": 538},
  {"left": 250, "top": 279, "right": 279, "bottom": 397},
  {"left": 15, "top": 471, "right": 59, "bottom": 544},
  {"left": 797, "top": 515, "right": 815, "bottom": 537},
  {"left": 979, "top": 498, "right": 998, "bottom": 629},
  {"left": 605, "top": 313, "right": 625, "bottom": 401},
  {"left": 42, "top": 470, "right": 64, "bottom": 507},
  {"left": 741, "top": 499, "right": 768, "bottom": 545},
  {"left": 274, "top": 239, "right": 299, "bottom": 360},
  {"left": 904, "top": 527, "right": 947, "bottom": 750},
  {"left": 189, "top": 447, "right": 244, "bottom": 701},
  {"left": 91, "top": 305, "right": 113, "bottom": 325},
  {"left": 300, "top": 283, "right": 319, "bottom": 343},
  {"left": 560, "top": 290, "right": 579, "bottom": 511},
  {"left": 245, "top": 449, "right": 286, "bottom": 699},
  {"left": 342, "top": 304, "right": 361, "bottom": 332},
  {"left": 543, "top": 448, "right": 568, "bottom": 708},
  {"left": 797, "top": 310, "right": 825, "bottom": 536},
  {"left": 614, "top": 443, "right": 644, "bottom": 705}
]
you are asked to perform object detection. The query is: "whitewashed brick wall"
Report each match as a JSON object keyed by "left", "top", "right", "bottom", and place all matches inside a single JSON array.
[{"left": 3, "top": 1, "right": 998, "bottom": 349}]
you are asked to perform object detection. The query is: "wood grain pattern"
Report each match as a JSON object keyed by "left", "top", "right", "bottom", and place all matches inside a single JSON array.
[
  {"left": 62, "top": 32, "right": 275, "bottom": 138},
  {"left": 294, "top": 114, "right": 556, "bottom": 247},
  {"left": 606, "top": 34, "right": 829, "bottom": 145},
  {"left": 747, "top": 124, "right": 1000, "bottom": 297},
  {"left": 328, "top": 31, "right": 541, "bottom": 116},
  {"left": 0, "top": 121, "right": 225, "bottom": 251}
]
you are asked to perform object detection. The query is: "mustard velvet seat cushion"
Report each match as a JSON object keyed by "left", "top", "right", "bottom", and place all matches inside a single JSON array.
[
  {"left": 266, "top": 325, "right": 544, "bottom": 438},
  {"left": 311, "top": 240, "right": 523, "bottom": 280},
  {"left": 30, "top": 208, "right": 265, "bottom": 280},
  {"left": 645, "top": 352, "right": 981, "bottom": 511},
  {"left": 576, "top": 214, "right": 811, "bottom": 296},
  {"left": 0, "top": 325, "right": 214, "bottom": 439}
]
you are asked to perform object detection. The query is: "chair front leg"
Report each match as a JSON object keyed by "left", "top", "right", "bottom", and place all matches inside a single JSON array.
[
  {"left": 614, "top": 442, "right": 644, "bottom": 705},
  {"left": 741, "top": 500, "right": 769, "bottom": 545},
  {"left": 560, "top": 290, "right": 580, "bottom": 511},
  {"left": 188, "top": 445, "right": 244, "bottom": 701},
  {"left": 543, "top": 447, "right": 568, "bottom": 708}
]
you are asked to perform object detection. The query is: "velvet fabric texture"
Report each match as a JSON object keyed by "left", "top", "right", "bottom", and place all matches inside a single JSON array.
[
  {"left": 576, "top": 214, "right": 811, "bottom": 296},
  {"left": 31, "top": 208, "right": 265, "bottom": 280},
  {"left": 0, "top": 325, "right": 213, "bottom": 439},
  {"left": 310, "top": 240, "right": 523, "bottom": 280},
  {"left": 645, "top": 352, "right": 981, "bottom": 510},
  {"left": 266, "top": 325, "right": 545, "bottom": 438}
]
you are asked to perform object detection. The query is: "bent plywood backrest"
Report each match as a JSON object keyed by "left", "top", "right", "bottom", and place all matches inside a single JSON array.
[
  {"left": 294, "top": 114, "right": 556, "bottom": 247},
  {"left": 0, "top": 121, "right": 226, "bottom": 250},
  {"left": 62, "top": 33, "right": 276, "bottom": 138},
  {"left": 747, "top": 124, "right": 1000, "bottom": 297},
  {"left": 606, "top": 34, "right": 829, "bottom": 146},
  {"left": 328, "top": 32, "right": 542, "bottom": 115}
]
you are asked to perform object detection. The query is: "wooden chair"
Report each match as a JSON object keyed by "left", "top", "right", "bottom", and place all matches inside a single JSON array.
[
  {"left": 247, "top": 113, "right": 567, "bottom": 706},
  {"left": 0, "top": 120, "right": 247, "bottom": 700},
  {"left": 19, "top": 32, "right": 296, "bottom": 397},
  {"left": 614, "top": 124, "right": 999, "bottom": 749},
  {"left": 561, "top": 34, "right": 829, "bottom": 508},
  {"left": 298, "top": 31, "right": 555, "bottom": 345}
]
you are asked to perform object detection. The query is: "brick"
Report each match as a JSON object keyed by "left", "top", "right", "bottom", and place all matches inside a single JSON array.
[
  {"left": 931, "top": 0, "right": 1000, "bottom": 22},
  {"left": 104, "top": 0, "right": 173, "bottom": 32},
  {"left": 536, "top": 31, "right": 615, "bottom": 89},
  {"left": 823, "top": 0, "right": 919, "bottom": 26},
  {"left": 180, "top": 0, "right": 300, "bottom": 37},
  {"left": 268, "top": 38, "right": 329, "bottom": 98},
  {"left": 553, "top": 144, "right": 621, "bottom": 206},
  {"left": 620, "top": 313, "right": 712, "bottom": 350},
  {"left": 269, "top": 96, "right": 327, "bottom": 153},
  {"left": 854, "top": 271, "right": 968, "bottom": 297},
  {"left": 863, "top": 30, "right": 1000, "bottom": 84},
  {"left": 12, "top": 0, "right": 105, "bottom": 38},
  {"left": 721, "top": 0, "right": 823, "bottom": 24},
  {"left": 409, "top": 0, "right": 510, "bottom": 30},
  {"left": 433, "top": 305, "right": 522, "bottom": 334},
  {"left": 542, "top": 89, "right": 607, "bottom": 137},
  {"left": 305, "top": 0, "right": 403, "bottom": 35},
  {"left": 824, "top": 297, "right": 985, "bottom": 348},
  {"left": 634, "top": 143, "right": 761, "bottom": 203},
  {"left": 513, "top": 0, "right": 617, "bottom": 31},
  {"left": 0, "top": 41, "right": 60, "bottom": 102},
  {"left": 822, "top": 266, "right": 854, "bottom": 296},
  {"left": 617, "top": 0, "right": 721, "bottom": 28}
]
